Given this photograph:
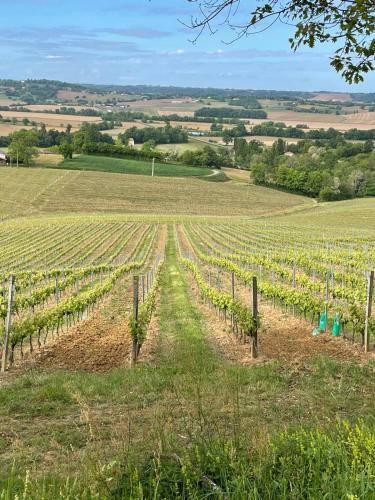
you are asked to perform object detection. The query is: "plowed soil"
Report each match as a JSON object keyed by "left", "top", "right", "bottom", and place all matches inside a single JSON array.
[{"left": 33, "top": 288, "right": 133, "bottom": 372}]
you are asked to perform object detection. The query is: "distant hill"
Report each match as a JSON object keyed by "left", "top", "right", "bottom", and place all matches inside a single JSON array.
[{"left": 1, "top": 78, "right": 374, "bottom": 105}]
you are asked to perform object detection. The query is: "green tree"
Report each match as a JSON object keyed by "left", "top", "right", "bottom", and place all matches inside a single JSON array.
[
  {"left": 58, "top": 141, "right": 74, "bottom": 160},
  {"left": 272, "top": 138, "right": 287, "bottom": 156},
  {"left": 185, "top": 0, "right": 375, "bottom": 83},
  {"left": 8, "top": 129, "right": 39, "bottom": 166},
  {"left": 222, "top": 129, "right": 233, "bottom": 145},
  {"left": 363, "top": 139, "right": 374, "bottom": 153},
  {"left": 251, "top": 161, "right": 267, "bottom": 184}
]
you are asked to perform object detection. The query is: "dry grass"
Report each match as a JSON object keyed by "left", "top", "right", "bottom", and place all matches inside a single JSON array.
[
  {"left": 106, "top": 121, "right": 165, "bottom": 136},
  {"left": 248, "top": 110, "right": 375, "bottom": 131},
  {"left": 0, "top": 111, "right": 101, "bottom": 127},
  {"left": 124, "top": 97, "right": 234, "bottom": 117},
  {"left": 222, "top": 167, "right": 250, "bottom": 182},
  {"left": 35, "top": 153, "right": 63, "bottom": 168},
  {"left": 244, "top": 135, "right": 302, "bottom": 146},
  {"left": 0, "top": 167, "right": 313, "bottom": 219},
  {"left": 26, "top": 104, "right": 91, "bottom": 112},
  {"left": 311, "top": 92, "right": 352, "bottom": 102},
  {"left": 57, "top": 90, "right": 92, "bottom": 100},
  {"left": 0, "top": 124, "right": 40, "bottom": 135},
  {"left": 0, "top": 97, "right": 21, "bottom": 106}
]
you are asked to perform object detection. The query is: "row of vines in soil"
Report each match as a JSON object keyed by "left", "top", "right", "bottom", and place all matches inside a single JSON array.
[
  {"left": 178, "top": 221, "right": 374, "bottom": 353},
  {"left": 0, "top": 222, "right": 165, "bottom": 370}
]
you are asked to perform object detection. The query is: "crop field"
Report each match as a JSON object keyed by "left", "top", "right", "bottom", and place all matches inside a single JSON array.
[
  {"left": 107, "top": 120, "right": 165, "bottom": 135},
  {"left": 0, "top": 166, "right": 312, "bottom": 219},
  {"left": 57, "top": 155, "right": 213, "bottom": 178},
  {"left": 248, "top": 110, "right": 375, "bottom": 131},
  {"left": 0, "top": 163, "right": 374, "bottom": 498},
  {"left": 0, "top": 124, "right": 70, "bottom": 136},
  {"left": 179, "top": 219, "right": 375, "bottom": 350},
  {"left": 0, "top": 111, "right": 101, "bottom": 128},
  {"left": 155, "top": 141, "right": 206, "bottom": 153},
  {"left": 56, "top": 89, "right": 143, "bottom": 103},
  {"left": 122, "top": 97, "right": 233, "bottom": 116}
]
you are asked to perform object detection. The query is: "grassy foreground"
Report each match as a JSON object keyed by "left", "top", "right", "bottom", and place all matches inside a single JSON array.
[{"left": 1, "top": 229, "right": 374, "bottom": 498}]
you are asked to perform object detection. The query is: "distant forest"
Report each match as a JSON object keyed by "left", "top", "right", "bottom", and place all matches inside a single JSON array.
[{"left": 1, "top": 79, "right": 374, "bottom": 105}]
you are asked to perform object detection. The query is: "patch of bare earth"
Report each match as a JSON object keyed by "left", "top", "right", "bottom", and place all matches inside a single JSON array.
[
  {"left": 32, "top": 283, "right": 133, "bottom": 372},
  {"left": 137, "top": 225, "right": 166, "bottom": 363},
  {"left": 258, "top": 302, "right": 370, "bottom": 364}
]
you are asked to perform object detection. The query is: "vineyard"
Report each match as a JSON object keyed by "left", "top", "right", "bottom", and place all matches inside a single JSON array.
[
  {"left": 177, "top": 220, "right": 375, "bottom": 353},
  {"left": 0, "top": 182, "right": 374, "bottom": 497},
  {"left": 0, "top": 220, "right": 166, "bottom": 372},
  {"left": 1, "top": 215, "right": 374, "bottom": 373}
]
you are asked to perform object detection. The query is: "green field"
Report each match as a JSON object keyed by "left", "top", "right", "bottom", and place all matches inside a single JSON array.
[
  {"left": 0, "top": 166, "right": 312, "bottom": 219},
  {"left": 57, "top": 154, "right": 211, "bottom": 178},
  {"left": 0, "top": 161, "right": 374, "bottom": 498}
]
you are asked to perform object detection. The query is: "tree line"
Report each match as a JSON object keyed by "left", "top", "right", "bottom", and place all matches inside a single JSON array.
[
  {"left": 195, "top": 107, "right": 267, "bottom": 119},
  {"left": 118, "top": 125, "right": 188, "bottom": 145},
  {"left": 248, "top": 122, "right": 375, "bottom": 140},
  {"left": 1, "top": 123, "right": 232, "bottom": 169},
  {"left": 234, "top": 137, "right": 375, "bottom": 200}
]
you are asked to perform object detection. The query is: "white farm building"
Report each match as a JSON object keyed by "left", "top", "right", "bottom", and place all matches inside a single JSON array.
[{"left": 0, "top": 150, "right": 7, "bottom": 163}]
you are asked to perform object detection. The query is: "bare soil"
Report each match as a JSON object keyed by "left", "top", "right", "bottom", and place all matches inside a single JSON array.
[{"left": 32, "top": 284, "right": 133, "bottom": 372}]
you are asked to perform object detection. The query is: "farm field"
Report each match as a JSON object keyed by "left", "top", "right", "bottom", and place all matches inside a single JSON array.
[
  {"left": 57, "top": 155, "right": 213, "bottom": 178},
  {"left": 0, "top": 111, "right": 101, "bottom": 128},
  {"left": 106, "top": 120, "right": 165, "bottom": 137},
  {"left": 248, "top": 110, "right": 375, "bottom": 131},
  {"left": 0, "top": 166, "right": 312, "bottom": 219},
  {"left": 120, "top": 97, "right": 235, "bottom": 116},
  {"left": 0, "top": 162, "right": 374, "bottom": 497},
  {"left": 242, "top": 134, "right": 302, "bottom": 146},
  {"left": 155, "top": 141, "right": 205, "bottom": 153},
  {"left": 56, "top": 89, "right": 143, "bottom": 103},
  {"left": 0, "top": 123, "right": 68, "bottom": 136}
]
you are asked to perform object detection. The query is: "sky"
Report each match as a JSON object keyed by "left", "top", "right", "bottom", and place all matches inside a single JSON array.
[{"left": 1, "top": 0, "right": 374, "bottom": 92}]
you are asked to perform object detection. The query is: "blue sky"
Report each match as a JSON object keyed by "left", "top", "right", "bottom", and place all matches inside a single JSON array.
[{"left": 1, "top": 0, "right": 374, "bottom": 92}]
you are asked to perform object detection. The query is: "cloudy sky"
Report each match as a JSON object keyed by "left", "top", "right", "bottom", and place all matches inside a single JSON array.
[{"left": 1, "top": 0, "right": 374, "bottom": 92}]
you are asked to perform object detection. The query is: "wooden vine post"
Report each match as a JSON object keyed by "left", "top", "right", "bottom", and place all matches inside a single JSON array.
[
  {"left": 325, "top": 273, "right": 330, "bottom": 332},
  {"left": 231, "top": 271, "right": 235, "bottom": 328},
  {"left": 364, "top": 270, "right": 374, "bottom": 353},
  {"left": 131, "top": 275, "right": 139, "bottom": 365},
  {"left": 55, "top": 276, "right": 60, "bottom": 304},
  {"left": 142, "top": 275, "right": 145, "bottom": 303},
  {"left": 251, "top": 276, "right": 258, "bottom": 359},
  {"left": 1, "top": 275, "right": 15, "bottom": 373},
  {"left": 292, "top": 262, "right": 296, "bottom": 315}
]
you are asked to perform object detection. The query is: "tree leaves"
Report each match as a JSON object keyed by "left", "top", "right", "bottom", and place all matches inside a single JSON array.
[{"left": 186, "top": 0, "right": 375, "bottom": 83}]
